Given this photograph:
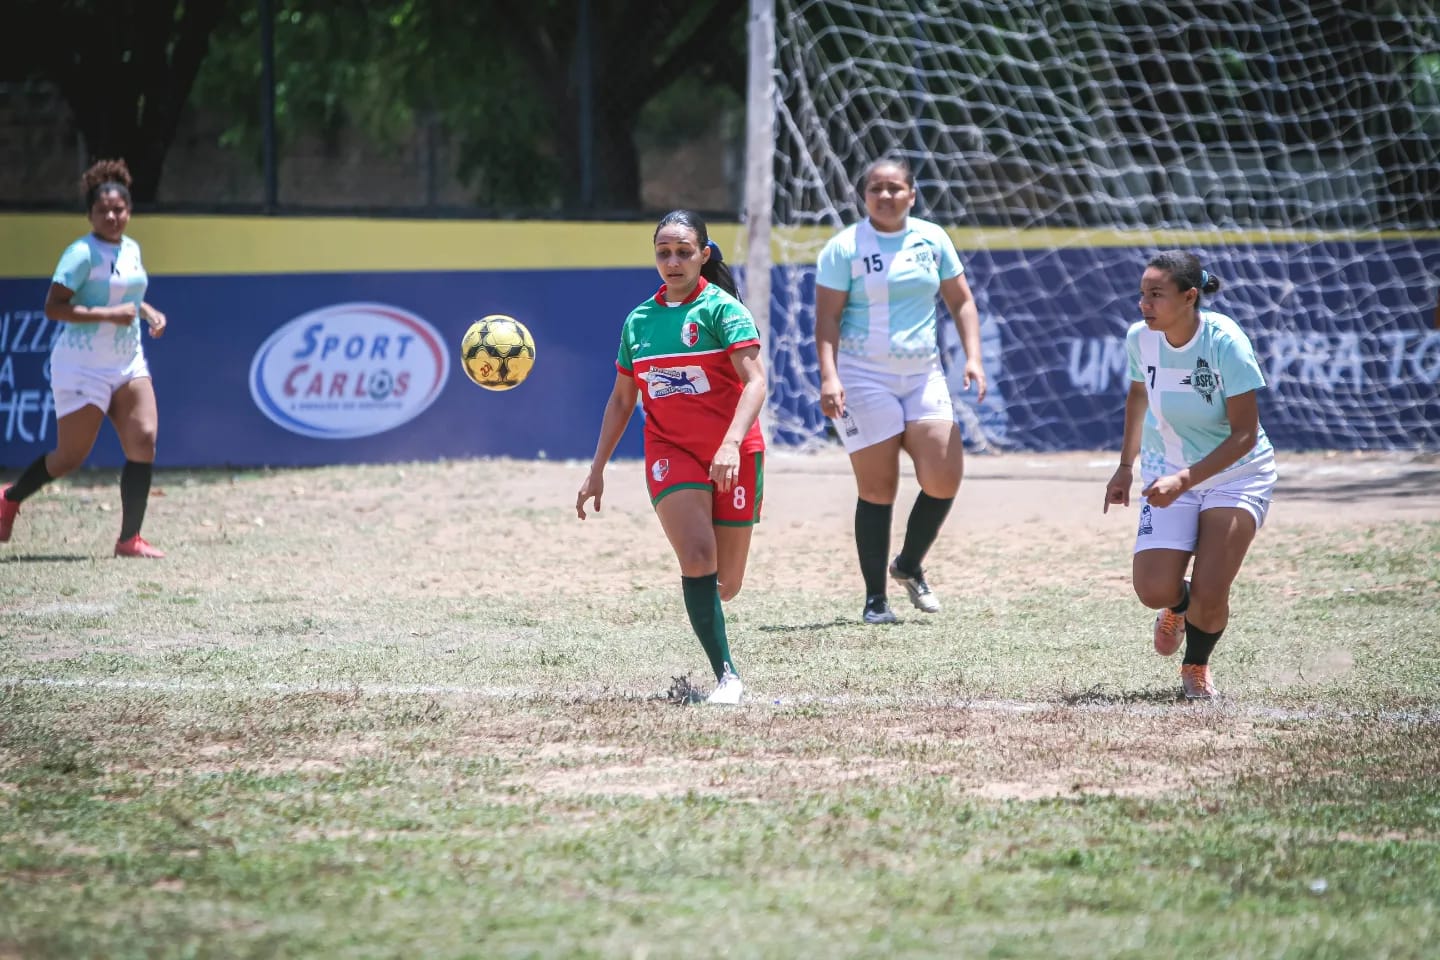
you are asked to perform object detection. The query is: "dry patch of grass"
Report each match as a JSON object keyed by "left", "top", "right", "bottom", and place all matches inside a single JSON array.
[
  {"left": 5, "top": 689, "right": 1281, "bottom": 805},
  {"left": 2, "top": 453, "right": 1438, "bottom": 958}
]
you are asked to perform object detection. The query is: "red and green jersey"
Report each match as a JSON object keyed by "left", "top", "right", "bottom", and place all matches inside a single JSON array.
[{"left": 616, "top": 277, "right": 765, "bottom": 457}]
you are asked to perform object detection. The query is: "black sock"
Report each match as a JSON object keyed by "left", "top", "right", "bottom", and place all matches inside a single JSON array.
[
  {"left": 855, "top": 498, "right": 892, "bottom": 598},
  {"left": 681, "top": 573, "right": 734, "bottom": 681},
  {"left": 896, "top": 492, "right": 953, "bottom": 574},
  {"left": 5, "top": 456, "right": 54, "bottom": 503},
  {"left": 1182, "top": 622, "right": 1224, "bottom": 666},
  {"left": 119, "top": 460, "right": 153, "bottom": 541},
  {"left": 1171, "top": 580, "right": 1191, "bottom": 615}
]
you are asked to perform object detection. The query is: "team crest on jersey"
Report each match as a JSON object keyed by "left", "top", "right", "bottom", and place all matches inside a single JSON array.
[
  {"left": 680, "top": 321, "right": 700, "bottom": 347},
  {"left": 1181, "top": 358, "right": 1219, "bottom": 404},
  {"left": 644, "top": 365, "right": 710, "bottom": 399},
  {"left": 907, "top": 245, "right": 935, "bottom": 269},
  {"left": 1138, "top": 504, "right": 1153, "bottom": 536},
  {"left": 652, "top": 459, "right": 670, "bottom": 482}
]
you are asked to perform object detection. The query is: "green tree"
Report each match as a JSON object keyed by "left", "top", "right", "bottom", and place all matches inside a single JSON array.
[
  {"left": 5, "top": 0, "right": 231, "bottom": 202},
  {"left": 5, "top": 0, "right": 744, "bottom": 210},
  {"left": 486, "top": 0, "right": 745, "bottom": 210},
  {"left": 191, "top": 0, "right": 745, "bottom": 211}
]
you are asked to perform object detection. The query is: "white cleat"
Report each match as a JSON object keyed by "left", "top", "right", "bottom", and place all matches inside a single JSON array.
[
  {"left": 706, "top": 665, "right": 745, "bottom": 705},
  {"left": 890, "top": 557, "right": 940, "bottom": 614}
]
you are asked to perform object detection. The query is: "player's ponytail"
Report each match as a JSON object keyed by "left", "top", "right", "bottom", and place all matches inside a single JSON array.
[
  {"left": 700, "top": 239, "right": 742, "bottom": 303},
  {"left": 654, "top": 209, "right": 742, "bottom": 302},
  {"left": 1148, "top": 250, "right": 1221, "bottom": 306}
]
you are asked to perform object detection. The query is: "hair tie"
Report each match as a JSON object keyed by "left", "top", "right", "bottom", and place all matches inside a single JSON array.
[
  {"left": 706, "top": 239, "right": 723, "bottom": 264},
  {"left": 1199, "top": 270, "right": 1210, "bottom": 288}
]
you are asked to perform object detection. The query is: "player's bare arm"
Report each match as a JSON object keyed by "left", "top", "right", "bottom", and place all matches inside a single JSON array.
[
  {"left": 140, "top": 302, "right": 167, "bottom": 337},
  {"left": 1105, "top": 379, "right": 1149, "bottom": 512},
  {"left": 710, "top": 345, "right": 766, "bottom": 493},
  {"left": 814, "top": 285, "right": 847, "bottom": 418},
  {"left": 939, "top": 273, "right": 985, "bottom": 401},
  {"left": 44, "top": 283, "right": 135, "bottom": 325},
  {"left": 576, "top": 372, "right": 638, "bottom": 519},
  {"left": 1142, "top": 390, "right": 1261, "bottom": 508}
]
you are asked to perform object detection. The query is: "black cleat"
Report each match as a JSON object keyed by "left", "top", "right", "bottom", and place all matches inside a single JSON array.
[{"left": 863, "top": 594, "right": 898, "bottom": 625}]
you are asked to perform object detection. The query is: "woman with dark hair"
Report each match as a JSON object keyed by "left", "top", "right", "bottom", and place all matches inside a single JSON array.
[
  {"left": 814, "top": 157, "right": 986, "bottom": 624},
  {"left": 576, "top": 210, "right": 766, "bottom": 704},
  {"left": 1104, "top": 251, "right": 1278, "bottom": 699},
  {"left": 1, "top": 158, "right": 168, "bottom": 558}
]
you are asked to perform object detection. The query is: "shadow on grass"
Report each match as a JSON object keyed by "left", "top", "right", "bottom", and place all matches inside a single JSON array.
[
  {"left": 755, "top": 616, "right": 883, "bottom": 634},
  {"left": 1060, "top": 685, "right": 1182, "bottom": 706},
  {"left": 1278, "top": 468, "right": 1440, "bottom": 503},
  {"left": 0, "top": 554, "right": 91, "bottom": 564},
  {"left": 0, "top": 466, "right": 300, "bottom": 489}
]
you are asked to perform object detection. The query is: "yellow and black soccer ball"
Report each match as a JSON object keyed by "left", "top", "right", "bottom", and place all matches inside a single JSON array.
[{"left": 460, "top": 315, "right": 536, "bottom": 391}]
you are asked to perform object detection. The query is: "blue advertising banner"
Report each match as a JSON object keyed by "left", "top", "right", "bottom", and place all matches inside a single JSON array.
[
  {"left": 988, "top": 240, "right": 1440, "bottom": 451},
  {"left": 3, "top": 214, "right": 1437, "bottom": 467},
  {"left": 779, "top": 237, "right": 1440, "bottom": 452},
  {"left": 1, "top": 268, "right": 657, "bottom": 468}
]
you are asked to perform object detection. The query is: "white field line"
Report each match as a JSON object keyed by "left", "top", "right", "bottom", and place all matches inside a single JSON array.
[{"left": 4, "top": 675, "right": 1438, "bottom": 725}]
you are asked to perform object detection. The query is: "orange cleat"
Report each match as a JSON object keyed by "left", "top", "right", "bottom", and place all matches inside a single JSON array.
[
  {"left": 1153, "top": 607, "right": 1186, "bottom": 657},
  {"left": 115, "top": 534, "right": 165, "bottom": 559},
  {"left": 1181, "top": 663, "right": 1217, "bottom": 700},
  {"left": 0, "top": 487, "right": 18, "bottom": 542}
]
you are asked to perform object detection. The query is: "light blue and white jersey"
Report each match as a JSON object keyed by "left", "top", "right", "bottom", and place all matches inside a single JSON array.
[
  {"left": 1127, "top": 309, "right": 1276, "bottom": 488},
  {"left": 50, "top": 234, "right": 147, "bottom": 367},
  {"left": 815, "top": 216, "right": 964, "bottom": 371}
]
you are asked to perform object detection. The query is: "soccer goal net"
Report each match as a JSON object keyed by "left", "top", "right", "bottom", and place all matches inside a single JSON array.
[{"left": 752, "top": 0, "right": 1440, "bottom": 451}]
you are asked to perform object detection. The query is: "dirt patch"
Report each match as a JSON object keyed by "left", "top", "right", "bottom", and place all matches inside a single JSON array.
[
  {"left": 490, "top": 702, "right": 1271, "bottom": 802},
  {"left": 6, "top": 449, "right": 1432, "bottom": 610},
  {"left": 34, "top": 690, "right": 1283, "bottom": 804},
  {"left": 63, "top": 447, "right": 1426, "bottom": 610},
  {"left": 6, "top": 449, "right": 1434, "bottom": 808},
  {"left": 1272, "top": 648, "right": 1357, "bottom": 687}
]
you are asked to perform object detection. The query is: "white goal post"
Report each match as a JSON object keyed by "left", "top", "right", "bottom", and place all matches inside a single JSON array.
[{"left": 744, "top": 0, "right": 1440, "bottom": 452}]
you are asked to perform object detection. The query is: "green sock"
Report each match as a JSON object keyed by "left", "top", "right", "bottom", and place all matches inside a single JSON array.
[{"left": 681, "top": 573, "right": 734, "bottom": 681}]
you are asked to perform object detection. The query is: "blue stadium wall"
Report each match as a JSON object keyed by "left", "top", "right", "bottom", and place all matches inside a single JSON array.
[{"left": 2, "top": 214, "right": 1437, "bottom": 468}]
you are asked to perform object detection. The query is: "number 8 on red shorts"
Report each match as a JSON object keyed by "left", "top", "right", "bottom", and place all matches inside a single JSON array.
[{"left": 646, "top": 442, "right": 764, "bottom": 526}]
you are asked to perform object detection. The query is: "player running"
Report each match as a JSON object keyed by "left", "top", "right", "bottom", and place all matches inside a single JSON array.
[
  {"left": 1104, "top": 251, "right": 1278, "bottom": 700},
  {"left": 1, "top": 159, "right": 168, "bottom": 558},
  {"left": 576, "top": 210, "right": 766, "bottom": 705}
]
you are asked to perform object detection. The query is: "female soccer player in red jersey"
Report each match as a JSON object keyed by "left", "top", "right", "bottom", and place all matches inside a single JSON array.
[{"left": 576, "top": 210, "right": 767, "bottom": 705}]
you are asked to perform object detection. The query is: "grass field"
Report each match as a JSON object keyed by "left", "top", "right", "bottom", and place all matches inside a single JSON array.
[{"left": 2, "top": 449, "right": 1438, "bottom": 959}]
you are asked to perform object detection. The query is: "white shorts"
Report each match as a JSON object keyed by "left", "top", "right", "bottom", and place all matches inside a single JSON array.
[
  {"left": 829, "top": 356, "right": 953, "bottom": 454},
  {"left": 1133, "top": 465, "right": 1276, "bottom": 554},
  {"left": 51, "top": 353, "right": 151, "bottom": 418}
]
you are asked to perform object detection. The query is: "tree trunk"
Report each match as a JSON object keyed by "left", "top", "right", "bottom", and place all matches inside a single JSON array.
[
  {"left": 46, "top": 0, "right": 228, "bottom": 202},
  {"left": 591, "top": 103, "right": 643, "bottom": 213}
]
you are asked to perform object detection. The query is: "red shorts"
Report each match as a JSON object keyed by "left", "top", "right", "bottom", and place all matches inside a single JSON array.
[{"left": 645, "top": 442, "right": 764, "bottom": 526}]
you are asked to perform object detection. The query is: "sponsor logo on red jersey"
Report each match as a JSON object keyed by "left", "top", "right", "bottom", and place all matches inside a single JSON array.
[{"left": 644, "top": 365, "right": 710, "bottom": 399}]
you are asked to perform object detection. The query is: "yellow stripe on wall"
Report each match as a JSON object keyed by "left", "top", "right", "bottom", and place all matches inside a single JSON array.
[
  {"left": 1, "top": 214, "right": 749, "bottom": 278},
  {"left": 777, "top": 224, "right": 1440, "bottom": 254},
  {"left": 3, "top": 213, "right": 1435, "bottom": 278}
]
